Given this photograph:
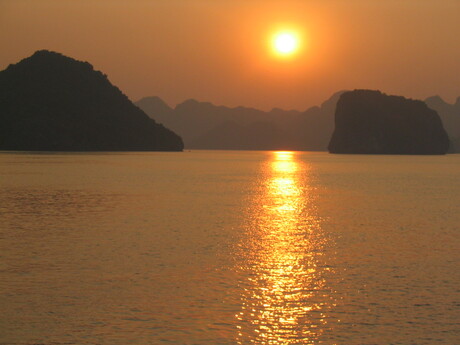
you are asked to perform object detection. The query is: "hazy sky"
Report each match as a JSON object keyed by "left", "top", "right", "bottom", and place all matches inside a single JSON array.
[{"left": 1, "top": 0, "right": 459, "bottom": 110}]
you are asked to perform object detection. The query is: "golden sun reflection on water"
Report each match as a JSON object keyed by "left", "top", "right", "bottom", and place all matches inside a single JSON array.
[{"left": 236, "top": 151, "right": 335, "bottom": 344}]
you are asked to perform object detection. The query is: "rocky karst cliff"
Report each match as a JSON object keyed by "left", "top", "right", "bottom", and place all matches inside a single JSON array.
[{"left": 328, "top": 90, "right": 449, "bottom": 154}]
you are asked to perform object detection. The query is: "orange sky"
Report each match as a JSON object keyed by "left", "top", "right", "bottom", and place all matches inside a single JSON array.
[{"left": 1, "top": 0, "right": 459, "bottom": 110}]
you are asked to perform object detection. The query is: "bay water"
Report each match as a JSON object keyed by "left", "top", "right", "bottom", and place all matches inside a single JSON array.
[{"left": 1, "top": 151, "right": 459, "bottom": 344}]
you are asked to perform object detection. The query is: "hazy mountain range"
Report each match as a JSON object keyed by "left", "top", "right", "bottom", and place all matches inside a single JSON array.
[
  {"left": 136, "top": 91, "right": 344, "bottom": 151},
  {"left": 136, "top": 93, "right": 460, "bottom": 152}
]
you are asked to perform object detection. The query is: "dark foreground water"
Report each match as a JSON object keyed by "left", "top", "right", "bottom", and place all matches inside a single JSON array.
[{"left": 1, "top": 151, "right": 459, "bottom": 344}]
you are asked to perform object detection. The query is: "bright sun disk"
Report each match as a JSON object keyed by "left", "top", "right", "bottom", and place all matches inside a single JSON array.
[{"left": 273, "top": 32, "right": 299, "bottom": 56}]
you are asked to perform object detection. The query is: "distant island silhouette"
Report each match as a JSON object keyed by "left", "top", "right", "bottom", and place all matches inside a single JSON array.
[
  {"left": 328, "top": 90, "right": 450, "bottom": 155},
  {"left": 136, "top": 91, "right": 344, "bottom": 151},
  {"left": 0, "top": 50, "right": 183, "bottom": 151}
]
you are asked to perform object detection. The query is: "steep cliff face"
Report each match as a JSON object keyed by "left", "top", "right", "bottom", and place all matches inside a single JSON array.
[
  {"left": 328, "top": 90, "right": 449, "bottom": 154},
  {"left": 425, "top": 95, "right": 460, "bottom": 152},
  {"left": 0, "top": 50, "right": 183, "bottom": 151}
]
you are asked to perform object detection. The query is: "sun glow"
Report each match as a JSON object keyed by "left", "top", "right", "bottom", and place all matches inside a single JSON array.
[{"left": 273, "top": 31, "right": 299, "bottom": 56}]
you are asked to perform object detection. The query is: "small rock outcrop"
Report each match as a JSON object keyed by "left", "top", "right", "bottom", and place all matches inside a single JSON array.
[
  {"left": 328, "top": 90, "right": 449, "bottom": 154},
  {"left": 0, "top": 50, "right": 183, "bottom": 151}
]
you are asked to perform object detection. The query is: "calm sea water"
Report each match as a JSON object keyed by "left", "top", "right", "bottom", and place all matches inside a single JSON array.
[{"left": 1, "top": 150, "right": 459, "bottom": 344}]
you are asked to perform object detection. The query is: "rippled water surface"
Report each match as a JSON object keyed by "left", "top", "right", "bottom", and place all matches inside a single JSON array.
[{"left": 1, "top": 151, "right": 459, "bottom": 344}]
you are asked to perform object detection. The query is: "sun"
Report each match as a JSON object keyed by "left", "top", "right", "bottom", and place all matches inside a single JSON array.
[{"left": 273, "top": 31, "right": 299, "bottom": 56}]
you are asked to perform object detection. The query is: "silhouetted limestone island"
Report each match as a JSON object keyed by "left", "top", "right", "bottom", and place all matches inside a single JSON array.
[
  {"left": 0, "top": 50, "right": 183, "bottom": 151},
  {"left": 328, "top": 90, "right": 449, "bottom": 154}
]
